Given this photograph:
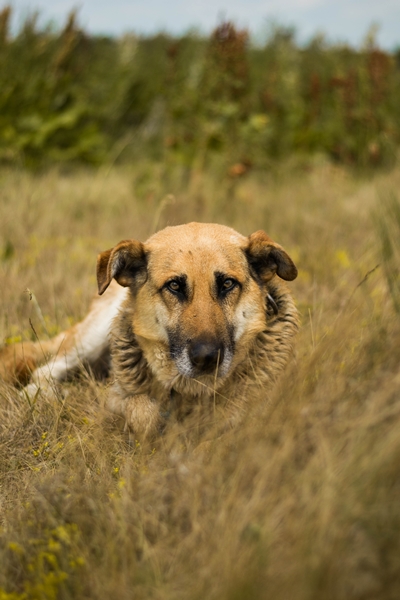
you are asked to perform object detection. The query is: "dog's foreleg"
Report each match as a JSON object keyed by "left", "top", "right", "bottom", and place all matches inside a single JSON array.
[
  {"left": 107, "top": 389, "right": 164, "bottom": 443},
  {"left": 22, "top": 288, "right": 124, "bottom": 398}
]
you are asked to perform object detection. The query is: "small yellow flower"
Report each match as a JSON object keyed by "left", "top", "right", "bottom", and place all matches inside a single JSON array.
[
  {"left": 8, "top": 542, "right": 24, "bottom": 555},
  {"left": 336, "top": 249, "right": 350, "bottom": 268}
]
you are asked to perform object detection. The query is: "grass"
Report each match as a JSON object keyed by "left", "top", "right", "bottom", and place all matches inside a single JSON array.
[{"left": 1, "top": 159, "right": 400, "bottom": 598}]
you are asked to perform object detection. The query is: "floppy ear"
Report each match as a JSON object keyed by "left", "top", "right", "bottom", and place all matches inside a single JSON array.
[
  {"left": 96, "top": 239, "right": 147, "bottom": 295},
  {"left": 245, "top": 230, "right": 297, "bottom": 283}
]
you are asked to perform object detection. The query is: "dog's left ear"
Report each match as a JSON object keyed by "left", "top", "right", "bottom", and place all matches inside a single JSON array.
[
  {"left": 245, "top": 230, "right": 297, "bottom": 283},
  {"left": 97, "top": 240, "right": 147, "bottom": 295}
]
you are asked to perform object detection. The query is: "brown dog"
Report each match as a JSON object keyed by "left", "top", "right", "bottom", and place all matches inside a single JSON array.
[{"left": 0, "top": 223, "right": 299, "bottom": 440}]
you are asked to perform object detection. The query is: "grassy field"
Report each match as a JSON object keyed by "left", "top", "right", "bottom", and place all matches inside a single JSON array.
[{"left": 1, "top": 160, "right": 400, "bottom": 599}]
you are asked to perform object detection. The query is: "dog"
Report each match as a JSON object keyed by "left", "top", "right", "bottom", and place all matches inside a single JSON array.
[{"left": 0, "top": 223, "right": 299, "bottom": 440}]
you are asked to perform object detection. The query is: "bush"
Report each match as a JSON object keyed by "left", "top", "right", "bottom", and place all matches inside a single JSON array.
[{"left": 0, "top": 6, "right": 399, "bottom": 168}]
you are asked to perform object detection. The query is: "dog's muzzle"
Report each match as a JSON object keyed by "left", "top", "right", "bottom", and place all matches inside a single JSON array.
[
  {"left": 170, "top": 333, "right": 232, "bottom": 379},
  {"left": 187, "top": 337, "right": 225, "bottom": 375}
]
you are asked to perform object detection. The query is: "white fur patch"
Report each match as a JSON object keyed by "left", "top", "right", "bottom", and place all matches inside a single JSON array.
[
  {"left": 29, "top": 286, "right": 127, "bottom": 387},
  {"left": 233, "top": 289, "right": 267, "bottom": 344}
]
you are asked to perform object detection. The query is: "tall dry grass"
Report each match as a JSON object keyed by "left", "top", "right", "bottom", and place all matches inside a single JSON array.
[{"left": 1, "top": 161, "right": 400, "bottom": 599}]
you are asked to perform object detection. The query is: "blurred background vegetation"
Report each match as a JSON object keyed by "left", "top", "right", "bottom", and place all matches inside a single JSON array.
[{"left": 0, "top": 5, "right": 399, "bottom": 170}]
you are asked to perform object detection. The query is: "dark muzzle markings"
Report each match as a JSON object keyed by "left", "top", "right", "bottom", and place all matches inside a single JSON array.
[
  {"left": 166, "top": 271, "right": 235, "bottom": 380},
  {"left": 168, "top": 324, "right": 230, "bottom": 379},
  {"left": 187, "top": 335, "right": 225, "bottom": 375}
]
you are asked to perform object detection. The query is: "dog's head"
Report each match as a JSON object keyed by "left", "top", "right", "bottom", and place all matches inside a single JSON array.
[{"left": 97, "top": 223, "right": 297, "bottom": 387}]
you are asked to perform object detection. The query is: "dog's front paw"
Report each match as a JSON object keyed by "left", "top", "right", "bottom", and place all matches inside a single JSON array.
[
  {"left": 124, "top": 394, "right": 164, "bottom": 443},
  {"left": 19, "top": 382, "right": 41, "bottom": 401},
  {"left": 19, "top": 381, "right": 61, "bottom": 402}
]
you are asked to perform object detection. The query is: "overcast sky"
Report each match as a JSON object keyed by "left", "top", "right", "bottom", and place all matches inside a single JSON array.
[{"left": 7, "top": 0, "right": 400, "bottom": 49}]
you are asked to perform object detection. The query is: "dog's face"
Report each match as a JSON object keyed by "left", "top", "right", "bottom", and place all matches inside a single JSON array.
[{"left": 97, "top": 223, "right": 297, "bottom": 388}]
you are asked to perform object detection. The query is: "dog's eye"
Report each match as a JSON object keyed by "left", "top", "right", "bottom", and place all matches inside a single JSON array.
[
  {"left": 220, "top": 278, "right": 238, "bottom": 295},
  {"left": 162, "top": 276, "right": 187, "bottom": 299},
  {"left": 166, "top": 280, "right": 183, "bottom": 294},
  {"left": 222, "top": 279, "right": 235, "bottom": 290}
]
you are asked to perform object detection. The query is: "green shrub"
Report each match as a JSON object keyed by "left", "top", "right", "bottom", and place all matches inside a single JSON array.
[{"left": 0, "top": 7, "right": 399, "bottom": 168}]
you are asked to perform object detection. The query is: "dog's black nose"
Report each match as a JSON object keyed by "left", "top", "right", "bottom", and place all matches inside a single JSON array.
[{"left": 188, "top": 338, "right": 225, "bottom": 374}]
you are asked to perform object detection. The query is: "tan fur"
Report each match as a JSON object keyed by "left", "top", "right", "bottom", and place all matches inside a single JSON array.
[{"left": 0, "top": 223, "right": 299, "bottom": 440}]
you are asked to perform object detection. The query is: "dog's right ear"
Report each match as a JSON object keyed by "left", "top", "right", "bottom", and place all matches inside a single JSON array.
[
  {"left": 96, "top": 240, "right": 147, "bottom": 295},
  {"left": 245, "top": 230, "right": 297, "bottom": 283}
]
